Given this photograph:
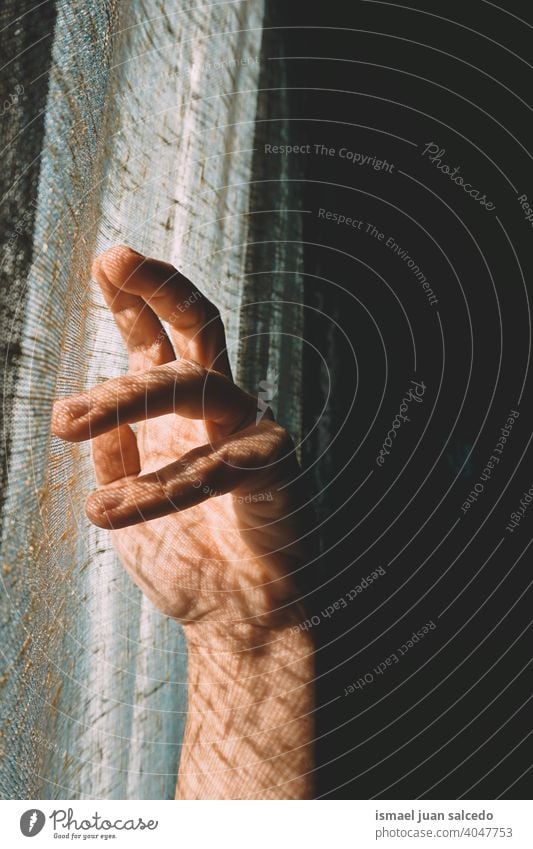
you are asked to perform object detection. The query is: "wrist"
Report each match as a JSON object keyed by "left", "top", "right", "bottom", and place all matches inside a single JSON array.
[
  {"left": 183, "top": 619, "right": 314, "bottom": 663},
  {"left": 179, "top": 618, "right": 315, "bottom": 799}
]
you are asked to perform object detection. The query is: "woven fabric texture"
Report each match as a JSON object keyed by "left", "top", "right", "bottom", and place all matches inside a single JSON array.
[{"left": 0, "top": 0, "right": 303, "bottom": 799}]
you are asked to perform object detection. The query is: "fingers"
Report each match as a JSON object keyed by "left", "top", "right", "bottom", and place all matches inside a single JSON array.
[
  {"left": 91, "top": 424, "right": 141, "bottom": 485},
  {"left": 93, "top": 246, "right": 232, "bottom": 377},
  {"left": 93, "top": 249, "right": 175, "bottom": 372},
  {"left": 85, "top": 422, "right": 290, "bottom": 529},
  {"left": 52, "top": 359, "right": 256, "bottom": 443}
]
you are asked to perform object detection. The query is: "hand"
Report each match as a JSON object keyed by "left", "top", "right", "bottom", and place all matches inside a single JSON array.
[
  {"left": 52, "top": 246, "right": 316, "bottom": 799},
  {"left": 51, "top": 246, "right": 313, "bottom": 634}
]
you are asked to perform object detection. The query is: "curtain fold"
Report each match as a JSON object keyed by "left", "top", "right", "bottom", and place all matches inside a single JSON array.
[{"left": 0, "top": 0, "right": 304, "bottom": 799}]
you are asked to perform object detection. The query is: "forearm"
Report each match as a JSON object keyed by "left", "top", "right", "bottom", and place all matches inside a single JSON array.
[{"left": 175, "top": 624, "right": 315, "bottom": 799}]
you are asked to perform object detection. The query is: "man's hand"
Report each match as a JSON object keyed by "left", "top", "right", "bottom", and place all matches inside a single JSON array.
[{"left": 51, "top": 246, "right": 316, "bottom": 799}]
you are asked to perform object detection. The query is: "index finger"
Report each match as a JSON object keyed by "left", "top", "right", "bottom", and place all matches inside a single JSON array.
[{"left": 51, "top": 359, "right": 256, "bottom": 443}]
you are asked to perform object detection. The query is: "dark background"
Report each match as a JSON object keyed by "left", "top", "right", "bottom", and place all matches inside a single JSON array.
[{"left": 257, "top": 0, "right": 533, "bottom": 799}]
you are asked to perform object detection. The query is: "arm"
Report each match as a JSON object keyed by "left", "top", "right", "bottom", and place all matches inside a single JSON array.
[
  {"left": 52, "top": 245, "right": 317, "bottom": 799},
  {"left": 177, "top": 625, "right": 315, "bottom": 799}
]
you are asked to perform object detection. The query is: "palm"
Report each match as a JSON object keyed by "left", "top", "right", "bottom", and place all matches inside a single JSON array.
[{"left": 108, "top": 388, "right": 307, "bottom": 626}]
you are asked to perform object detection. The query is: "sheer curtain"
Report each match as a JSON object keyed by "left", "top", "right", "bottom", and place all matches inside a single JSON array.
[{"left": 0, "top": 0, "right": 303, "bottom": 799}]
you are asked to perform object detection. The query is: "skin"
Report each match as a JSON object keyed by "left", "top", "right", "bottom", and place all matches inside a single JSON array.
[{"left": 51, "top": 245, "right": 316, "bottom": 799}]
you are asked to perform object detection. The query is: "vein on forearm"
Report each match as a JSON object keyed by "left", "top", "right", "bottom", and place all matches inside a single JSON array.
[{"left": 175, "top": 627, "right": 315, "bottom": 799}]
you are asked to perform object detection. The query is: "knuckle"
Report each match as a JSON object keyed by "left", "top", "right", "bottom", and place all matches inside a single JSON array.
[
  {"left": 275, "top": 423, "right": 295, "bottom": 452},
  {"left": 175, "top": 289, "right": 221, "bottom": 334},
  {"left": 229, "top": 390, "right": 260, "bottom": 432},
  {"left": 270, "top": 420, "right": 289, "bottom": 441},
  {"left": 201, "top": 297, "right": 224, "bottom": 334},
  {"left": 183, "top": 444, "right": 210, "bottom": 466},
  {"left": 174, "top": 358, "right": 208, "bottom": 381},
  {"left": 264, "top": 422, "right": 295, "bottom": 462},
  {"left": 189, "top": 292, "right": 222, "bottom": 329}
]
